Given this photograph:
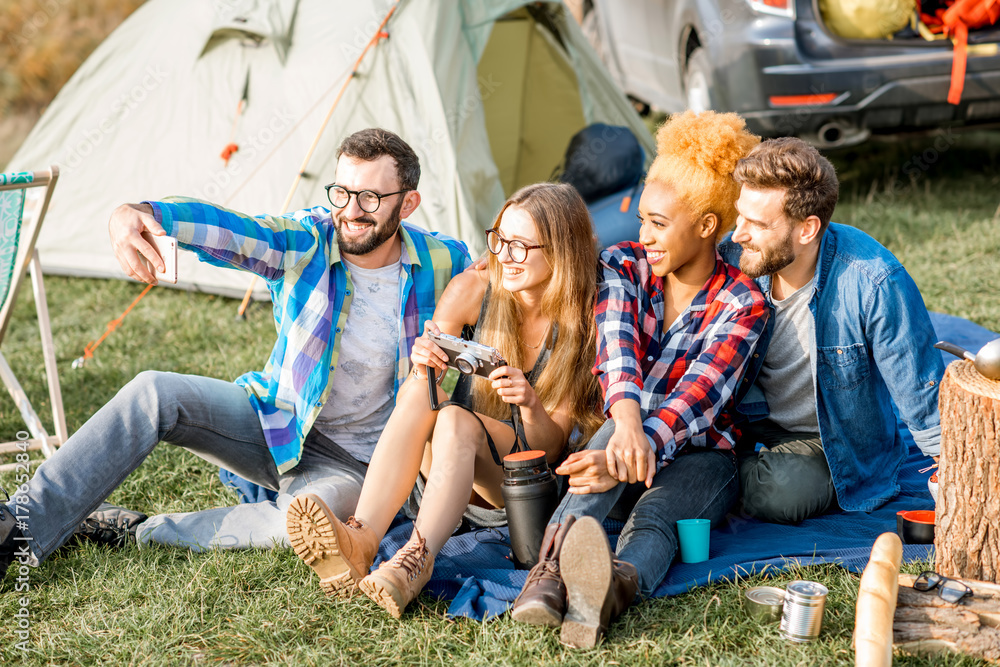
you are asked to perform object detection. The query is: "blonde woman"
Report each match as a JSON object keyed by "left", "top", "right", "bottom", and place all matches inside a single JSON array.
[{"left": 286, "top": 182, "right": 602, "bottom": 617}]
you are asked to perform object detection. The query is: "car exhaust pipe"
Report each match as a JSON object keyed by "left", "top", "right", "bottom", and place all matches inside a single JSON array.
[
  {"left": 818, "top": 122, "right": 845, "bottom": 146},
  {"left": 810, "top": 121, "right": 870, "bottom": 149}
]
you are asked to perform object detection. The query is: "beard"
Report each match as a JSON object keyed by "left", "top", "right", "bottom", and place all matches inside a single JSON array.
[
  {"left": 739, "top": 230, "right": 796, "bottom": 279},
  {"left": 334, "top": 197, "right": 404, "bottom": 256}
]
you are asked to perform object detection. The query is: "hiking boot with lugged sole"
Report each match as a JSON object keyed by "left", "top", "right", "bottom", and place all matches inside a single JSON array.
[
  {"left": 359, "top": 529, "right": 434, "bottom": 618},
  {"left": 286, "top": 493, "right": 378, "bottom": 598},
  {"left": 559, "top": 516, "right": 639, "bottom": 648}
]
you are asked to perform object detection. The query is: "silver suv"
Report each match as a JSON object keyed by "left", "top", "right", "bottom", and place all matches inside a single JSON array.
[{"left": 581, "top": 0, "right": 1000, "bottom": 147}]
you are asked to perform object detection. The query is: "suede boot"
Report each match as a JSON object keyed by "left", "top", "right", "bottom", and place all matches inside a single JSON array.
[
  {"left": 510, "top": 516, "right": 577, "bottom": 627},
  {"left": 359, "top": 528, "right": 434, "bottom": 618},
  {"left": 286, "top": 493, "right": 379, "bottom": 598},
  {"left": 558, "top": 516, "right": 639, "bottom": 648}
]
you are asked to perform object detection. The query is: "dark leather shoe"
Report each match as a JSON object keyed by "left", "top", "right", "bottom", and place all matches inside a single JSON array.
[
  {"left": 559, "top": 516, "right": 639, "bottom": 648},
  {"left": 1, "top": 498, "right": 25, "bottom": 580},
  {"left": 75, "top": 503, "right": 148, "bottom": 547},
  {"left": 510, "top": 516, "right": 577, "bottom": 627}
]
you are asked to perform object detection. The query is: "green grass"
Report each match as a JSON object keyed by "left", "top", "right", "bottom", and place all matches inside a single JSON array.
[{"left": 1, "top": 131, "right": 999, "bottom": 665}]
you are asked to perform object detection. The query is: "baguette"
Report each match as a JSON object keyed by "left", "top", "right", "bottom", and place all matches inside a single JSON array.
[{"left": 855, "top": 532, "right": 904, "bottom": 667}]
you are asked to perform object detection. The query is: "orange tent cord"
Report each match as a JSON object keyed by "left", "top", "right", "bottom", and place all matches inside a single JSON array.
[
  {"left": 235, "top": 1, "right": 399, "bottom": 317},
  {"left": 74, "top": 284, "right": 153, "bottom": 367},
  {"left": 221, "top": 72, "right": 250, "bottom": 165}
]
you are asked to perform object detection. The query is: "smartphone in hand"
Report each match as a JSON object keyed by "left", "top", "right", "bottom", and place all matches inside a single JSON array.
[{"left": 139, "top": 231, "right": 178, "bottom": 284}]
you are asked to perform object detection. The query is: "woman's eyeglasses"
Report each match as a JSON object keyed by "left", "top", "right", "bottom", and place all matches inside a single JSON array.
[
  {"left": 485, "top": 229, "right": 545, "bottom": 264},
  {"left": 913, "top": 570, "right": 973, "bottom": 604}
]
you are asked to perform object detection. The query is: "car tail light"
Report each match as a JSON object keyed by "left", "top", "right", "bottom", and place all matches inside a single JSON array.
[
  {"left": 769, "top": 93, "right": 840, "bottom": 106},
  {"left": 746, "top": 0, "right": 795, "bottom": 19}
]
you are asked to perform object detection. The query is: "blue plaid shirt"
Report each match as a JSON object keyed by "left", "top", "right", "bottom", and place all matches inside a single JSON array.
[{"left": 150, "top": 198, "right": 470, "bottom": 473}]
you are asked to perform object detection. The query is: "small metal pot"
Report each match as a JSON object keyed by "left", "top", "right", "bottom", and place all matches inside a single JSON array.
[
  {"left": 898, "top": 510, "right": 935, "bottom": 545},
  {"left": 935, "top": 339, "right": 1000, "bottom": 380}
]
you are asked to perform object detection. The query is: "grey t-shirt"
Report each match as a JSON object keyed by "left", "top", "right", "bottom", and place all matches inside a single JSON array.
[
  {"left": 313, "top": 256, "right": 401, "bottom": 463},
  {"left": 758, "top": 281, "right": 820, "bottom": 434}
]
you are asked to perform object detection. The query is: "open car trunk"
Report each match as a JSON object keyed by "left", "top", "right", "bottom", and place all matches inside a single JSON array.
[{"left": 813, "top": 0, "right": 1000, "bottom": 46}]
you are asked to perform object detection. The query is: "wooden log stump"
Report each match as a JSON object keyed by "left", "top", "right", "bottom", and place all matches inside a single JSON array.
[
  {"left": 894, "top": 573, "right": 1000, "bottom": 662},
  {"left": 936, "top": 360, "right": 1000, "bottom": 582}
]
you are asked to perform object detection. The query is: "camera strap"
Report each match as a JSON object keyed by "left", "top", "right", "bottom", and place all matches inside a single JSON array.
[{"left": 427, "top": 368, "right": 528, "bottom": 466}]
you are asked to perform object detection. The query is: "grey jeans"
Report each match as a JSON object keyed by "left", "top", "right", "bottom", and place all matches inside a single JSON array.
[
  {"left": 738, "top": 419, "right": 838, "bottom": 524},
  {"left": 550, "top": 419, "right": 740, "bottom": 597},
  {"left": 11, "top": 371, "right": 366, "bottom": 562}
]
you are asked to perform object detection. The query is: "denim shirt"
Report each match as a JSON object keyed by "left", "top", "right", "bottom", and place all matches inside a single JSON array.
[{"left": 719, "top": 223, "right": 944, "bottom": 512}]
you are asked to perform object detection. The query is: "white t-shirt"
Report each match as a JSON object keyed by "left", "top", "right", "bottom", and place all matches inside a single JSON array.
[
  {"left": 313, "top": 256, "right": 401, "bottom": 463},
  {"left": 758, "top": 281, "right": 820, "bottom": 434}
]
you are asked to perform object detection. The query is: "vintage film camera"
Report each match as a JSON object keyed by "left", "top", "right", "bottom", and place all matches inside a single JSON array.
[{"left": 427, "top": 331, "right": 506, "bottom": 378}]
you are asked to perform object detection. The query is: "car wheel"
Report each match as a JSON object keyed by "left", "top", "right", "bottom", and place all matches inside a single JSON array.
[{"left": 684, "top": 47, "right": 717, "bottom": 112}]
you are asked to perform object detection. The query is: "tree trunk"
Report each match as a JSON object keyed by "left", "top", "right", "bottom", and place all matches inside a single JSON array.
[{"left": 936, "top": 360, "right": 1000, "bottom": 582}]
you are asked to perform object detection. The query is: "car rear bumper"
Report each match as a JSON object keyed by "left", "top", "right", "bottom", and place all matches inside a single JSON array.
[
  {"left": 709, "top": 7, "right": 1000, "bottom": 140},
  {"left": 742, "top": 64, "right": 1000, "bottom": 136}
]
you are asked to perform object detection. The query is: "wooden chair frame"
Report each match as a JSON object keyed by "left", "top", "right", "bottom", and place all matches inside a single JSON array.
[{"left": 0, "top": 166, "right": 68, "bottom": 470}]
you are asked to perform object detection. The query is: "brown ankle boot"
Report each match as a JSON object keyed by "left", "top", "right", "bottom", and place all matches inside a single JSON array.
[
  {"left": 286, "top": 493, "right": 379, "bottom": 598},
  {"left": 510, "top": 516, "right": 577, "bottom": 627},
  {"left": 359, "top": 529, "right": 435, "bottom": 618},
  {"left": 558, "top": 516, "right": 639, "bottom": 648}
]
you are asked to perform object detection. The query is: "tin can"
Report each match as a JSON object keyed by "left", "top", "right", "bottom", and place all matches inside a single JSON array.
[
  {"left": 744, "top": 586, "right": 785, "bottom": 623},
  {"left": 779, "top": 580, "right": 828, "bottom": 642}
]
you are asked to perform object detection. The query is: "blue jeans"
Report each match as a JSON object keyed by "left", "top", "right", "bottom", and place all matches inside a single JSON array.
[
  {"left": 551, "top": 419, "right": 739, "bottom": 596},
  {"left": 10, "top": 371, "right": 366, "bottom": 563}
]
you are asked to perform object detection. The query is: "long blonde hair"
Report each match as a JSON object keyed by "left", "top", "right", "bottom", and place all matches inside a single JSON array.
[{"left": 471, "top": 183, "right": 603, "bottom": 443}]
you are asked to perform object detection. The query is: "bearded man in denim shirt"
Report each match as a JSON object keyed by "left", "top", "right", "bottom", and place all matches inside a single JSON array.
[{"left": 718, "top": 137, "right": 944, "bottom": 524}]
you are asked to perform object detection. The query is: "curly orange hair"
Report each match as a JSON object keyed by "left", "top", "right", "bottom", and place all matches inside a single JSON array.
[{"left": 645, "top": 110, "right": 760, "bottom": 239}]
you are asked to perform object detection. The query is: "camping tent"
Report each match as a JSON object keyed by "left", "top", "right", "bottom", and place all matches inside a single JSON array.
[{"left": 6, "top": 0, "right": 653, "bottom": 298}]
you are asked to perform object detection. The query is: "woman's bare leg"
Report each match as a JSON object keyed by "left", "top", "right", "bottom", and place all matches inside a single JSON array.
[
  {"left": 353, "top": 376, "right": 443, "bottom": 538},
  {"left": 412, "top": 406, "right": 516, "bottom": 556}
]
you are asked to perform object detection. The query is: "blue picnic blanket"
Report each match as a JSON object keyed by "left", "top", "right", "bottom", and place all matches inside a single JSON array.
[{"left": 221, "top": 311, "right": 997, "bottom": 620}]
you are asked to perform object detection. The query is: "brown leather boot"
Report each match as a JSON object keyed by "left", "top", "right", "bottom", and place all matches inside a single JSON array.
[
  {"left": 558, "top": 516, "right": 639, "bottom": 648},
  {"left": 286, "top": 493, "right": 379, "bottom": 598},
  {"left": 359, "top": 529, "right": 435, "bottom": 619},
  {"left": 510, "top": 516, "right": 577, "bottom": 627}
]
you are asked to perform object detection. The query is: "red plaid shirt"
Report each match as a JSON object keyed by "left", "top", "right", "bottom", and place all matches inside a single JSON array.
[{"left": 595, "top": 242, "right": 769, "bottom": 466}]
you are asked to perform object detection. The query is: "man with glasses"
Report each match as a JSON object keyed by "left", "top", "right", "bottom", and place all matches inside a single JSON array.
[{"left": 0, "top": 128, "right": 469, "bottom": 580}]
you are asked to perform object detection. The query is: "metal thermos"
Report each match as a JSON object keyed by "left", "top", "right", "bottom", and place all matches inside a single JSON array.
[{"left": 501, "top": 450, "right": 559, "bottom": 569}]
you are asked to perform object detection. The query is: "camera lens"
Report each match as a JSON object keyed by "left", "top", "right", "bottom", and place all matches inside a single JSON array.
[{"left": 455, "top": 352, "right": 477, "bottom": 375}]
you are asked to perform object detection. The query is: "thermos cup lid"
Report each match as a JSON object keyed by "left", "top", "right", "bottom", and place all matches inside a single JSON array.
[{"left": 503, "top": 449, "right": 547, "bottom": 470}]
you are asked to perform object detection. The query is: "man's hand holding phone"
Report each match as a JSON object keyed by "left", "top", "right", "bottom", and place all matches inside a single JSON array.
[{"left": 109, "top": 203, "right": 177, "bottom": 285}]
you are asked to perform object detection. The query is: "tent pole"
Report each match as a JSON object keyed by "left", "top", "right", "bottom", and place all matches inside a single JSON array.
[{"left": 236, "top": 1, "right": 401, "bottom": 317}]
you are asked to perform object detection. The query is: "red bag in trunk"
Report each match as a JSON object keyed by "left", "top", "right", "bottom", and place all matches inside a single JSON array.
[{"left": 939, "top": 0, "right": 1000, "bottom": 103}]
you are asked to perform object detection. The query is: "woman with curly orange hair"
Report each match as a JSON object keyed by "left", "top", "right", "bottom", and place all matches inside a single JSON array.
[{"left": 510, "top": 110, "right": 771, "bottom": 648}]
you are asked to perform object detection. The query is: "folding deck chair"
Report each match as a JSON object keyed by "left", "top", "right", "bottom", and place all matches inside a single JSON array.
[{"left": 0, "top": 166, "right": 68, "bottom": 471}]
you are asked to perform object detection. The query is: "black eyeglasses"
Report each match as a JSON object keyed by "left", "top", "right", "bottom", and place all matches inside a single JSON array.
[
  {"left": 485, "top": 229, "right": 545, "bottom": 264},
  {"left": 913, "top": 571, "right": 973, "bottom": 604},
  {"left": 325, "top": 185, "right": 411, "bottom": 213}
]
